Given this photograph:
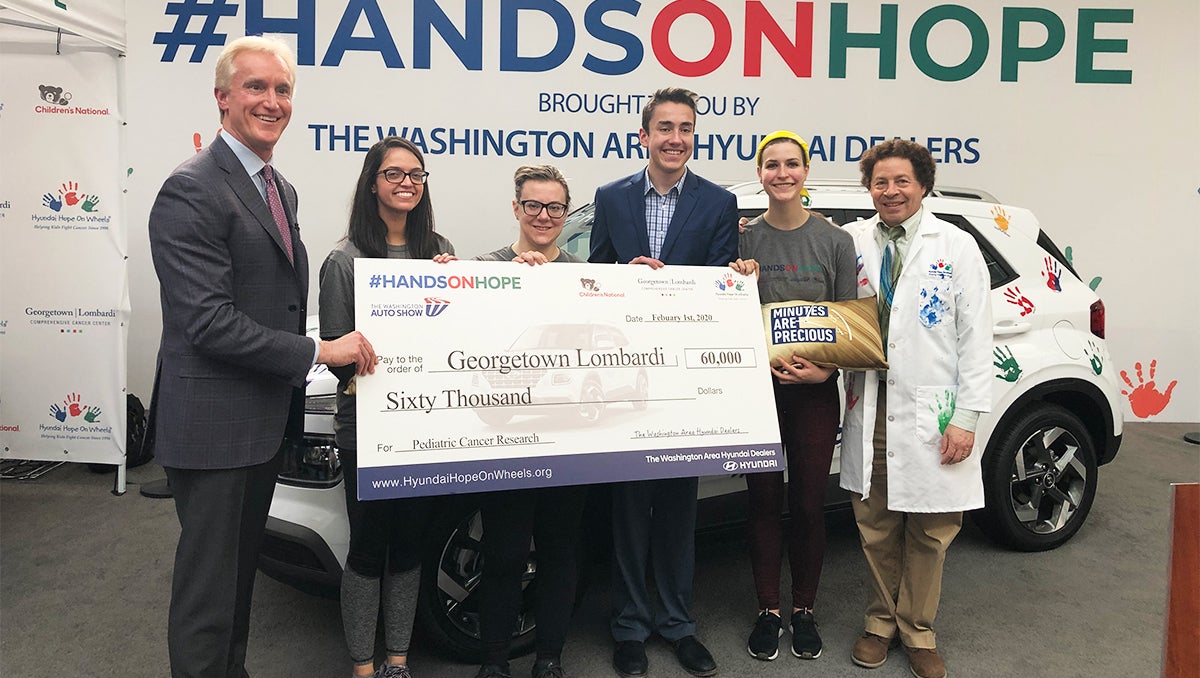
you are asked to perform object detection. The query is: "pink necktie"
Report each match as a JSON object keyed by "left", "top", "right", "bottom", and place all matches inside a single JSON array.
[{"left": 261, "top": 164, "right": 293, "bottom": 263}]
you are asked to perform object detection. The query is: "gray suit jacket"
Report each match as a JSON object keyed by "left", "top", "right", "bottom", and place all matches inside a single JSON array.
[{"left": 147, "top": 135, "right": 314, "bottom": 470}]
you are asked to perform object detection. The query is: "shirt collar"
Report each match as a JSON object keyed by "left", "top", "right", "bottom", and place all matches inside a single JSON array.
[
  {"left": 642, "top": 168, "right": 687, "bottom": 197},
  {"left": 878, "top": 206, "right": 924, "bottom": 239},
  {"left": 220, "top": 129, "right": 269, "bottom": 178}
]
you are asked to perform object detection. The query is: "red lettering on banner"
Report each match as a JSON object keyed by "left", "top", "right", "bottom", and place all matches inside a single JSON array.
[
  {"left": 651, "top": 0, "right": 732, "bottom": 77},
  {"left": 745, "top": 2, "right": 813, "bottom": 77}
]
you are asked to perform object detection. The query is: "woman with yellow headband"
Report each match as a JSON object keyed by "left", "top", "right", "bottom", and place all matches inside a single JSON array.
[{"left": 729, "top": 130, "right": 857, "bottom": 663}]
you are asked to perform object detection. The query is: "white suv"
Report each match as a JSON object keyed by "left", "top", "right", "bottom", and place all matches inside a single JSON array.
[{"left": 260, "top": 180, "right": 1123, "bottom": 660}]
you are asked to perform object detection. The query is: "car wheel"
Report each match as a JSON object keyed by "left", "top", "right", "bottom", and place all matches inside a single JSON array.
[
  {"left": 416, "top": 498, "right": 537, "bottom": 661},
  {"left": 972, "top": 403, "right": 1098, "bottom": 552},
  {"left": 577, "top": 379, "right": 606, "bottom": 423},
  {"left": 476, "top": 408, "right": 514, "bottom": 426},
  {"left": 632, "top": 373, "right": 649, "bottom": 411}
]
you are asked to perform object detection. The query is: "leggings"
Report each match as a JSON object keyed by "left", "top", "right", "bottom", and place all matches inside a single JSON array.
[
  {"left": 746, "top": 375, "right": 840, "bottom": 610},
  {"left": 478, "top": 485, "right": 588, "bottom": 665},
  {"left": 340, "top": 447, "right": 430, "bottom": 663}
]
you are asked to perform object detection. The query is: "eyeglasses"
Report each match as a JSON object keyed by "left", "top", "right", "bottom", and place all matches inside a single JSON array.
[
  {"left": 376, "top": 168, "right": 429, "bottom": 185},
  {"left": 519, "top": 200, "right": 567, "bottom": 218}
]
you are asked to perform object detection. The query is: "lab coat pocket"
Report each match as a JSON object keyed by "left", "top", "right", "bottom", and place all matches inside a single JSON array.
[{"left": 912, "top": 385, "right": 959, "bottom": 449}]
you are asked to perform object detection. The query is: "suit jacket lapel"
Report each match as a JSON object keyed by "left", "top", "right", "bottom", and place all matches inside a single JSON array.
[
  {"left": 211, "top": 136, "right": 295, "bottom": 266},
  {"left": 658, "top": 171, "right": 697, "bottom": 261},
  {"left": 624, "top": 172, "right": 651, "bottom": 256}
]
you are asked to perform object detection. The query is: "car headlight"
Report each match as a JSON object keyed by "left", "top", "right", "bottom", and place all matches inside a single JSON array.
[
  {"left": 305, "top": 394, "right": 337, "bottom": 415},
  {"left": 278, "top": 434, "right": 342, "bottom": 487}
]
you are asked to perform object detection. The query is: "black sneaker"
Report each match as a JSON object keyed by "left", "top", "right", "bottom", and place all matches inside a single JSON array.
[
  {"left": 474, "top": 664, "right": 512, "bottom": 678},
  {"left": 746, "top": 610, "right": 783, "bottom": 660},
  {"left": 790, "top": 609, "right": 822, "bottom": 659},
  {"left": 531, "top": 659, "right": 566, "bottom": 678}
]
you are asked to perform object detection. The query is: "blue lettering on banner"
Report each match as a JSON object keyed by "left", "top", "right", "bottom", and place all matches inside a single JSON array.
[{"left": 152, "top": 1, "right": 1135, "bottom": 84}]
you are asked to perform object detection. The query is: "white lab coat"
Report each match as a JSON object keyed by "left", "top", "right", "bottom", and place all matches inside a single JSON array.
[{"left": 839, "top": 209, "right": 993, "bottom": 512}]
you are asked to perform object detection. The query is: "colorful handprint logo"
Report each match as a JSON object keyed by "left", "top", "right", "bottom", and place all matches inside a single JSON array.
[
  {"left": 714, "top": 274, "right": 745, "bottom": 292},
  {"left": 41, "top": 180, "right": 100, "bottom": 214},
  {"left": 1003, "top": 286, "right": 1035, "bottom": 317},
  {"left": 48, "top": 393, "right": 101, "bottom": 423},
  {"left": 1083, "top": 340, "right": 1104, "bottom": 375},
  {"left": 1120, "top": 360, "right": 1177, "bottom": 418}
]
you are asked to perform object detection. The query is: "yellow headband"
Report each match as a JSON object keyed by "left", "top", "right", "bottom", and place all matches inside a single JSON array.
[{"left": 756, "top": 130, "right": 810, "bottom": 167}]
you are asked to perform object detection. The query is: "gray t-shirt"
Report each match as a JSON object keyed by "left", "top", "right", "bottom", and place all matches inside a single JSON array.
[
  {"left": 472, "top": 245, "right": 583, "bottom": 263},
  {"left": 738, "top": 213, "right": 857, "bottom": 304},
  {"left": 318, "top": 234, "right": 455, "bottom": 449}
]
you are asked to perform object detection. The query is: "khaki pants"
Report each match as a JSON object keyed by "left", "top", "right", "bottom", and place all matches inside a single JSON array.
[{"left": 851, "top": 384, "right": 962, "bottom": 649}]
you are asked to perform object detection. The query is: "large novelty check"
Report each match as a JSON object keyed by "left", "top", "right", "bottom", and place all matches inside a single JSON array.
[{"left": 353, "top": 259, "right": 783, "bottom": 499}]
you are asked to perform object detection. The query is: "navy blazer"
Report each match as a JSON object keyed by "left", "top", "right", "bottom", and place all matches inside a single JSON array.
[
  {"left": 146, "top": 135, "right": 314, "bottom": 470},
  {"left": 587, "top": 168, "right": 739, "bottom": 266}
]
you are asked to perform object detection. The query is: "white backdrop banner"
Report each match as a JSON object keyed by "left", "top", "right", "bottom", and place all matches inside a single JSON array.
[
  {"left": 122, "top": 1, "right": 1198, "bottom": 422},
  {"left": 0, "top": 24, "right": 128, "bottom": 464},
  {"left": 0, "top": 0, "right": 126, "bottom": 51}
]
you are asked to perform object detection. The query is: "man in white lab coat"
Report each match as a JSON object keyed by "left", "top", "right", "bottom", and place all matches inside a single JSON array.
[{"left": 840, "top": 140, "right": 992, "bottom": 678}]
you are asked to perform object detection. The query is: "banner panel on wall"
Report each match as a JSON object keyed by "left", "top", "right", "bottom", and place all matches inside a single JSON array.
[
  {"left": 0, "top": 24, "right": 128, "bottom": 465},
  {"left": 122, "top": 1, "right": 1198, "bottom": 422}
]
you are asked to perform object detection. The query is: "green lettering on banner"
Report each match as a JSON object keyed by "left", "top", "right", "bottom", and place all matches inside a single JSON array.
[
  {"left": 828, "top": 3, "right": 898, "bottom": 79},
  {"left": 1076, "top": 8, "right": 1134, "bottom": 84},
  {"left": 1000, "top": 7, "right": 1066, "bottom": 82},
  {"left": 910, "top": 5, "right": 989, "bottom": 82}
]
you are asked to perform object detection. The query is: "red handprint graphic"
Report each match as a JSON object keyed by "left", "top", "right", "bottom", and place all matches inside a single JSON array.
[
  {"left": 1041, "top": 256, "right": 1062, "bottom": 292},
  {"left": 60, "top": 181, "right": 81, "bottom": 206},
  {"left": 1120, "top": 360, "right": 1178, "bottom": 418},
  {"left": 65, "top": 392, "right": 84, "bottom": 417},
  {"left": 194, "top": 132, "right": 203, "bottom": 153},
  {"left": 845, "top": 372, "right": 860, "bottom": 410},
  {"left": 1003, "top": 286, "right": 1035, "bottom": 316}
]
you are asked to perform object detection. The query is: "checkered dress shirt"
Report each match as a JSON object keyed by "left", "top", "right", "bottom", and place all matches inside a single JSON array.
[{"left": 643, "top": 171, "right": 686, "bottom": 259}]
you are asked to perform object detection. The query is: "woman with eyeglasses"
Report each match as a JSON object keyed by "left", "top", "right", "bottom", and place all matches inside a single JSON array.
[
  {"left": 470, "top": 165, "right": 585, "bottom": 678},
  {"left": 319, "top": 136, "right": 454, "bottom": 678},
  {"left": 728, "top": 131, "right": 856, "bottom": 663}
]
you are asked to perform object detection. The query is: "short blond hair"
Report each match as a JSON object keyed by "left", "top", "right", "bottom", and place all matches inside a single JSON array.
[
  {"left": 214, "top": 36, "right": 297, "bottom": 119},
  {"left": 513, "top": 165, "right": 571, "bottom": 207}
]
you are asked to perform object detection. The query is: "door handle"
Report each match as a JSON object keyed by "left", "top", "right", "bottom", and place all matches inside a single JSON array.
[{"left": 993, "top": 321, "right": 1031, "bottom": 337}]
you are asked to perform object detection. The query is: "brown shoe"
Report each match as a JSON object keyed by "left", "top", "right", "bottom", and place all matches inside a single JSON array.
[
  {"left": 904, "top": 645, "right": 946, "bottom": 678},
  {"left": 851, "top": 633, "right": 890, "bottom": 669}
]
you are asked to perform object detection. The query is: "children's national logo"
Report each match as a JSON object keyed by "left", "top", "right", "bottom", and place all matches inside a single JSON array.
[{"left": 34, "top": 84, "right": 109, "bottom": 116}]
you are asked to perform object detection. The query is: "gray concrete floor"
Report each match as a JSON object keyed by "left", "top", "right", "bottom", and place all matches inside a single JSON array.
[{"left": 2, "top": 422, "right": 1197, "bottom": 678}]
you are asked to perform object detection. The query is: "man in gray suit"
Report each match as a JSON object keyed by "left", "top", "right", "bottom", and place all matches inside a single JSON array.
[{"left": 147, "top": 36, "right": 375, "bottom": 678}]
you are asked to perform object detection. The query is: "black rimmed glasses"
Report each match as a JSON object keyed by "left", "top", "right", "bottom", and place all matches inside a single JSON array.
[
  {"left": 519, "top": 200, "right": 567, "bottom": 218},
  {"left": 376, "top": 168, "right": 429, "bottom": 185}
]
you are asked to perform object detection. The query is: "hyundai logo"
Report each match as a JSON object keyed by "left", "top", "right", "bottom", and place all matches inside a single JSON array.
[{"left": 722, "top": 461, "right": 738, "bottom": 472}]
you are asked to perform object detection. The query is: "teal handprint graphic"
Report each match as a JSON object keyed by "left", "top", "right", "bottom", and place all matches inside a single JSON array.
[
  {"left": 1084, "top": 340, "right": 1103, "bottom": 375},
  {"left": 83, "top": 406, "right": 101, "bottom": 423},
  {"left": 993, "top": 345, "right": 1022, "bottom": 382},
  {"left": 928, "top": 390, "right": 957, "bottom": 435},
  {"left": 81, "top": 194, "right": 101, "bottom": 212},
  {"left": 1064, "top": 245, "right": 1103, "bottom": 291}
]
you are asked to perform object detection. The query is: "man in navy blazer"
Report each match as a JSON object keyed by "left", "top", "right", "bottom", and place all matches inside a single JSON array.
[
  {"left": 589, "top": 88, "right": 738, "bottom": 678},
  {"left": 147, "top": 37, "right": 374, "bottom": 678}
]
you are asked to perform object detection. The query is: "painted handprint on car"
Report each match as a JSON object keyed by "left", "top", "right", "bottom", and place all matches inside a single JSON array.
[
  {"left": 1120, "top": 360, "right": 1177, "bottom": 418},
  {"left": 42, "top": 193, "right": 63, "bottom": 212},
  {"left": 50, "top": 403, "right": 67, "bottom": 422},
  {"left": 990, "top": 206, "right": 1010, "bottom": 234},
  {"left": 856, "top": 254, "right": 868, "bottom": 287},
  {"left": 918, "top": 286, "right": 949, "bottom": 328},
  {"left": 1041, "top": 256, "right": 1062, "bottom": 291},
  {"left": 1084, "top": 340, "right": 1104, "bottom": 375},
  {"left": 60, "top": 181, "right": 81, "bottom": 206},
  {"left": 1064, "top": 245, "right": 1103, "bottom": 291},
  {"left": 66, "top": 392, "right": 84, "bottom": 417},
  {"left": 81, "top": 194, "right": 101, "bottom": 212},
  {"left": 1003, "top": 286, "right": 1035, "bottom": 316},
  {"left": 845, "top": 372, "right": 860, "bottom": 410},
  {"left": 928, "top": 390, "right": 957, "bottom": 435},
  {"left": 83, "top": 406, "right": 102, "bottom": 423},
  {"left": 993, "top": 345, "right": 1022, "bottom": 382}
]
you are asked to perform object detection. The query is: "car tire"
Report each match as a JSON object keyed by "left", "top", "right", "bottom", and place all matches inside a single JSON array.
[
  {"left": 972, "top": 403, "right": 1098, "bottom": 552},
  {"left": 416, "top": 497, "right": 537, "bottom": 661},
  {"left": 632, "top": 373, "right": 649, "bottom": 411},
  {"left": 577, "top": 379, "right": 606, "bottom": 423}
]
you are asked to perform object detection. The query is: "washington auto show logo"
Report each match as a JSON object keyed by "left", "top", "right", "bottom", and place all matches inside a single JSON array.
[
  {"left": 48, "top": 392, "right": 101, "bottom": 424},
  {"left": 424, "top": 297, "right": 450, "bottom": 317}
]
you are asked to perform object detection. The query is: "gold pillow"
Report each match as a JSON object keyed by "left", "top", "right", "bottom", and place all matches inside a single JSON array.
[{"left": 761, "top": 296, "right": 888, "bottom": 370}]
